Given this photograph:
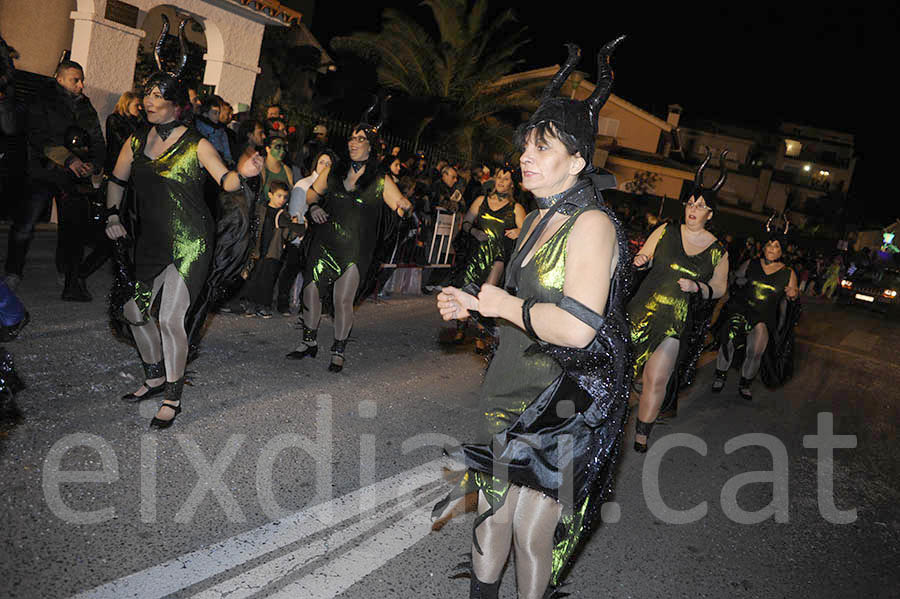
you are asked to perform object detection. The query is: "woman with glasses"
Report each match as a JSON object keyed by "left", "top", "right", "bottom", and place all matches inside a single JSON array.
[
  {"left": 628, "top": 148, "right": 730, "bottom": 452},
  {"left": 287, "top": 99, "right": 411, "bottom": 372}
]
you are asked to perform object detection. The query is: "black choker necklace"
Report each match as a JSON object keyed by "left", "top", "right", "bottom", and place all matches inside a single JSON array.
[
  {"left": 535, "top": 188, "right": 570, "bottom": 209},
  {"left": 155, "top": 120, "right": 180, "bottom": 141},
  {"left": 351, "top": 161, "right": 365, "bottom": 173},
  {"left": 495, "top": 190, "right": 512, "bottom": 200}
]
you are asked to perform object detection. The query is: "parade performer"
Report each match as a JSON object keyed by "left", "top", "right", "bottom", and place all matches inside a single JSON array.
[
  {"left": 436, "top": 38, "right": 631, "bottom": 598},
  {"left": 628, "top": 147, "right": 730, "bottom": 452},
  {"left": 712, "top": 215, "right": 800, "bottom": 398},
  {"left": 286, "top": 97, "right": 412, "bottom": 372},
  {"left": 104, "top": 16, "right": 262, "bottom": 429},
  {"left": 452, "top": 164, "right": 526, "bottom": 348}
]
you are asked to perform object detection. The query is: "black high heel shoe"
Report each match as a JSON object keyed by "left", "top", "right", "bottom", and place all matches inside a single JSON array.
[
  {"left": 328, "top": 339, "right": 347, "bottom": 373},
  {"left": 711, "top": 368, "right": 728, "bottom": 393},
  {"left": 634, "top": 418, "right": 655, "bottom": 453},
  {"left": 121, "top": 360, "right": 166, "bottom": 402},
  {"left": 286, "top": 326, "right": 318, "bottom": 359},
  {"left": 738, "top": 376, "right": 753, "bottom": 401},
  {"left": 149, "top": 379, "right": 183, "bottom": 430}
]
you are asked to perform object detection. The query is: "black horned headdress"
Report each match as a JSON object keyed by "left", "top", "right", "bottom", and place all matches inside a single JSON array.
[
  {"left": 685, "top": 146, "right": 729, "bottom": 209},
  {"left": 354, "top": 94, "right": 390, "bottom": 145},
  {"left": 523, "top": 35, "right": 626, "bottom": 169},
  {"left": 144, "top": 14, "right": 198, "bottom": 106},
  {"left": 764, "top": 212, "right": 791, "bottom": 247}
]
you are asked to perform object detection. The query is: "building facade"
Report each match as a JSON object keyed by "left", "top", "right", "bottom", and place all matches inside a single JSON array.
[
  {"left": 500, "top": 65, "right": 856, "bottom": 226},
  {"left": 0, "top": 0, "right": 305, "bottom": 127}
]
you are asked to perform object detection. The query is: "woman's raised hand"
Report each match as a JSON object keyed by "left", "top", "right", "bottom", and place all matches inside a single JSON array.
[{"left": 239, "top": 152, "right": 264, "bottom": 178}]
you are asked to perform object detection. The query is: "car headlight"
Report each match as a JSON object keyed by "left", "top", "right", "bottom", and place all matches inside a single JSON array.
[
  {"left": 840, "top": 279, "right": 853, "bottom": 289},
  {"left": 884, "top": 289, "right": 897, "bottom": 298}
]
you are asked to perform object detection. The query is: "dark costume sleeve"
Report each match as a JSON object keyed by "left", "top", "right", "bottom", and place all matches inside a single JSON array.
[
  {"left": 759, "top": 298, "right": 802, "bottom": 387},
  {"left": 184, "top": 183, "right": 260, "bottom": 347}
]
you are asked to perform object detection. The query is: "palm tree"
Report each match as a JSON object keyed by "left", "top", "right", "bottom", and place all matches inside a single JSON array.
[{"left": 332, "top": 0, "right": 541, "bottom": 163}]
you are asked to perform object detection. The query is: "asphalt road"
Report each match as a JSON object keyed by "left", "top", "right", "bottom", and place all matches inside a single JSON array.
[{"left": 1, "top": 231, "right": 898, "bottom": 599}]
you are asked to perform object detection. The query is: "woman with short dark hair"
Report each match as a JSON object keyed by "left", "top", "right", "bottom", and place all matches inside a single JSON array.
[
  {"left": 628, "top": 148, "right": 731, "bottom": 452},
  {"left": 436, "top": 39, "right": 631, "bottom": 598},
  {"left": 104, "top": 17, "right": 262, "bottom": 428},
  {"left": 287, "top": 98, "right": 412, "bottom": 372}
]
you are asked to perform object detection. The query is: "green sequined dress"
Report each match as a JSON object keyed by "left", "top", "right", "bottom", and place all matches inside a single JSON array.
[
  {"left": 628, "top": 223, "right": 726, "bottom": 377},
  {"left": 303, "top": 171, "right": 385, "bottom": 300},
  {"left": 450, "top": 195, "right": 633, "bottom": 587},
  {"left": 130, "top": 127, "right": 213, "bottom": 303},
  {"left": 456, "top": 197, "right": 519, "bottom": 288}
]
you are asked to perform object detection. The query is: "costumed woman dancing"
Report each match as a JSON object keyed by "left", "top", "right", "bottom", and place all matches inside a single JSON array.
[
  {"left": 712, "top": 215, "right": 799, "bottom": 399},
  {"left": 286, "top": 98, "right": 412, "bottom": 371},
  {"left": 105, "top": 17, "right": 262, "bottom": 429},
  {"left": 452, "top": 165, "right": 526, "bottom": 348},
  {"left": 628, "top": 148, "right": 730, "bottom": 452},
  {"left": 437, "top": 39, "right": 631, "bottom": 598}
]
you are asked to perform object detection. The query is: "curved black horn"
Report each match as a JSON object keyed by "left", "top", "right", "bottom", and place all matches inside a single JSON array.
[
  {"left": 360, "top": 95, "right": 378, "bottom": 125},
  {"left": 712, "top": 149, "right": 729, "bottom": 192},
  {"left": 695, "top": 146, "right": 712, "bottom": 188},
  {"left": 766, "top": 214, "right": 775, "bottom": 234},
  {"left": 175, "top": 18, "right": 198, "bottom": 79},
  {"left": 154, "top": 14, "right": 170, "bottom": 71},
  {"left": 783, "top": 212, "right": 790, "bottom": 235},
  {"left": 540, "top": 43, "right": 581, "bottom": 102},
  {"left": 374, "top": 94, "right": 391, "bottom": 131},
  {"left": 587, "top": 35, "right": 626, "bottom": 120}
]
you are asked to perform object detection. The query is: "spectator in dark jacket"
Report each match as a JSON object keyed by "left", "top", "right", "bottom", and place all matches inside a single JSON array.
[
  {"left": 104, "top": 91, "right": 143, "bottom": 173},
  {"left": 5, "top": 60, "right": 104, "bottom": 301},
  {"left": 194, "top": 94, "right": 232, "bottom": 165}
]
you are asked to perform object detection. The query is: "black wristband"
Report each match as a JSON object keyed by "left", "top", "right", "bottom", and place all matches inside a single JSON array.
[
  {"left": 522, "top": 296, "right": 538, "bottom": 339},
  {"left": 107, "top": 173, "right": 129, "bottom": 188},
  {"left": 219, "top": 170, "right": 234, "bottom": 189}
]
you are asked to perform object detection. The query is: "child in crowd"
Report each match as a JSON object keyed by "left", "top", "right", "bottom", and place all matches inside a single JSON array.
[{"left": 238, "top": 180, "right": 305, "bottom": 317}]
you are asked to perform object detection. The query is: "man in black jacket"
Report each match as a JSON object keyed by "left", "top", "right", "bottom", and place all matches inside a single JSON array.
[{"left": 5, "top": 60, "right": 104, "bottom": 301}]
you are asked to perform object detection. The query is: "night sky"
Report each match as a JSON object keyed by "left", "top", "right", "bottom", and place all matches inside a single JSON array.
[{"left": 307, "top": 3, "right": 886, "bottom": 217}]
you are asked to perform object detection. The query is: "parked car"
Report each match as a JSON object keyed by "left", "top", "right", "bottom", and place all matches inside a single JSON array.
[{"left": 836, "top": 266, "right": 900, "bottom": 316}]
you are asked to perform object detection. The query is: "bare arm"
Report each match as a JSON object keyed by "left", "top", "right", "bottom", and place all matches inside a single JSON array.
[
  {"left": 382, "top": 174, "right": 413, "bottom": 216},
  {"left": 707, "top": 252, "right": 730, "bottom": 299},
  {"left": 786, "top": 268, "right": 799, "bottom": 299},
  {"left": 477, "top": 211, "right": 617, "bottom": 348},
  {"left": 505, "top": 203, "right": 527, "bottom": 239},
  {"left": 197, "top": 138, "right": 261, "bottom": 192},
  {"left": 634, "top": 223, "right": 667, "bottom": 267},
  {"left": 104, "top": 138, "right": 135, "bottom": 239}
]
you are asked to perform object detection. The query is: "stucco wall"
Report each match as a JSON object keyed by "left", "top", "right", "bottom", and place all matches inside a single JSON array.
[
  {"left": 680, "top": 128, "right": 755, "bottom": 166},
  {"left": 599, "top": 102, "right": 662, "bottom": 154},
  {"left": 0, "top": 0, "right": 76, "bottom": 76},
  {"left": 606, "top": 158, "right": 690, "bottom": 200}
]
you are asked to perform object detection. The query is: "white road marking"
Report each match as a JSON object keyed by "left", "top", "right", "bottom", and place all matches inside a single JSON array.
[
  {"left": 68, "top": 458, "right": 449, "bottom": 599},
  {"left": 191, "top": 484, "right": 443, "bottom": 599},
  {"left": 270, "top": 496, "right": 439, "bottom": 599}
]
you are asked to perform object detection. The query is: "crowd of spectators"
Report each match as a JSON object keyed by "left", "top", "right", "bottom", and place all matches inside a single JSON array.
[{"left": 0, "top": 37, "right": 890, "bottom": 329}]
